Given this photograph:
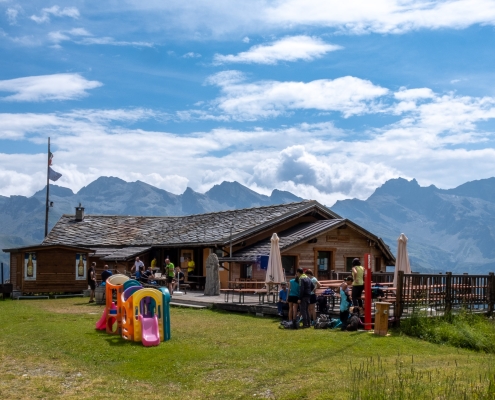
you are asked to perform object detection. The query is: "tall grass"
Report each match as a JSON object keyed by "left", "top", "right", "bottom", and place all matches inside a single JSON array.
[
  {"left": 400, "top": 310, "right": 495, "bottom": 353},
  {"left": 348, "top": 356, "right": 495, "bottom": 399}
]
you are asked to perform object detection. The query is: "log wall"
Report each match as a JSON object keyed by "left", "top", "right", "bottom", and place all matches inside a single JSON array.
[
  {"left": 283, "top": 225, "right": 387, "bottom": 280},
  {"left": 10, "top": 248, "right": 90, "bottom": 293}
]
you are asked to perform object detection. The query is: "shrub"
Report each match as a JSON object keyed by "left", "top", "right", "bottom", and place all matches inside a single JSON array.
[{"left": 400, "top": 310, "right": 495, "bottom": 353}]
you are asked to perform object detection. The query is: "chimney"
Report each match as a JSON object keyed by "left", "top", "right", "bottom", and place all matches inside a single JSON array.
[{"left": 75, "top": 203, "right": 85, "bottom": 221}]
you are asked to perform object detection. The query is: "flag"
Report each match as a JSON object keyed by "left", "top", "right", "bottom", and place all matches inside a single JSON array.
[
  {"left": 48, "top": 151, "right": 53, "bottom": 166},
  {"left": 48, "top": 167, "right": 62, "bottom": 182}
]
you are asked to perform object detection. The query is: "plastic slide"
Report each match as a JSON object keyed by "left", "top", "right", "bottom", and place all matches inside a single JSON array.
[
  {"left": 95, "top": 302, "right": 117, "bottom": 330},
  {"left": 139, "top": 315, "right": 160, "bottom": 347}
]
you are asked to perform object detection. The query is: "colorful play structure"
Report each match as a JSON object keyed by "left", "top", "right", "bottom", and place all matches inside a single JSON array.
[{"left": 95, "top": 274, "right": 171, "bottom": 346}]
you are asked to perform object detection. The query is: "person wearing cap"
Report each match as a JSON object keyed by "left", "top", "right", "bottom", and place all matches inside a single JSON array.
[
  {"left": 351, "top": 258, "right": 364, "bottom": 311},
  {"left": 277, "top": 282, "right": 289, "bottom": 317}
]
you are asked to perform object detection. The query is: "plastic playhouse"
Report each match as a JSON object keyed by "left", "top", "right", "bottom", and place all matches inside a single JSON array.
[{"left": 95, "top": 274, "right": 171, "bottom": 346}]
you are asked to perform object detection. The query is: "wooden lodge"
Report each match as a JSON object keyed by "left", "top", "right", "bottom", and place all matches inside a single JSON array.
[{"left": 3, "top": 200, "right": 396, "bottom": 294}]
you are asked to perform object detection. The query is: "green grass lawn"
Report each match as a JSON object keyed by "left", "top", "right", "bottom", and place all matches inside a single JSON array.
[{"left": 1, "top": 299, "right": 494, "bottom": 399}]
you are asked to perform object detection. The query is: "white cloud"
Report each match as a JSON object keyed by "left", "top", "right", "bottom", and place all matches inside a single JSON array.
[
  {"left": 0, "top": 74, "right": 102, "bottom": 102},
  {"left": 182, "top": 52, "right": 201, "bottom": 58},
  {"left": 214, "top": 35, "right": 342, "bottom": 65},
  {"left": 48, "top": 29, "right": 153, "bottom": 47},
  {"left": 205, "top": 72, "right": 388, "bottom": 120},
  {"left": 264, "top": 0, "right": 495, "bottom": 34},
  {"left": 242, "top": 36, "right": 250, "bottom": 43},
  {"left": 6, "top": 8, "right": 19, "bottom": 25},
  {"left": 394, "top": 88, "right": 435, "bottom": 101},
  {"left": 122, "top": 0, "right": 495, "bottom": 37},
  {"left": 3, "top": 80, "right": 495, "bottom": 203},
  {"left": 30, "top": 5, "right": 79, "bottom": 24},
  {"left": 77, "top": 36, "right": 153, "bottom": 47}
]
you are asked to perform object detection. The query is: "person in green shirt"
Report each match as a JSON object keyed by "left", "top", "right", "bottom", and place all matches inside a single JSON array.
[{"left": 165, "top": 258, "right": 175, "bottom": 294}]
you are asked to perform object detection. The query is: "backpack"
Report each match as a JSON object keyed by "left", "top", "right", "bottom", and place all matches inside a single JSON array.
[
  {"left": 314, "top": 315, "right": 329, "bottom": 329},
  {"left": 328, "top": 318, "right": 342, "bottom": 329},
  {"left": 346, "top": 315, "right": 361, "bottom": 331}
]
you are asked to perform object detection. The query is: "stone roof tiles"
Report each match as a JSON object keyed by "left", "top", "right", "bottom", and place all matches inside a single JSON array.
[{"left": 42, "top": 201, "right": 325, "bottom": 248}]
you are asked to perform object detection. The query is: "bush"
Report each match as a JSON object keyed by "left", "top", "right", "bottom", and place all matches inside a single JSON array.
[{"left": 400, "top": 310, "right": 495, "bottom": 353}]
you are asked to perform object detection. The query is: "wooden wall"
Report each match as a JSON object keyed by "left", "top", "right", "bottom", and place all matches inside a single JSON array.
[
  {"left": 283, "top": 226, "right": 386, "bottom": 279},
  {"left": 10, "top": 248, "right": 90, "bottom": 293},
  {"left": 10, "top": 253, "right": 19, "bottom": 290}
]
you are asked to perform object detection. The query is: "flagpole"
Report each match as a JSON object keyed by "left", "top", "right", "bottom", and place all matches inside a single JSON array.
[{"left": 44, "top": 137, "right": 50, "bottom": 237}]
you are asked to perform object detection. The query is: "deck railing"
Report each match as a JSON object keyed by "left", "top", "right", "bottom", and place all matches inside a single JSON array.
[{"left": 395, "top": 271, "right": 495, "bottom": 318}]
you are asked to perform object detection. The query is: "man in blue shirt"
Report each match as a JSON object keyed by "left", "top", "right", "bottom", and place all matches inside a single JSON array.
[{"left": 277, "top": 282, "right": 289, "bottom": 316}]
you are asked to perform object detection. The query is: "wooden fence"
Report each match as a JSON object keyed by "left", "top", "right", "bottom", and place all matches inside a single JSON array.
[
  {"left": 395, "top": 271, "right": 495, "bottom": 318},
  {"left": 332, "top": 271, "right": 394, "bottom": 283}
]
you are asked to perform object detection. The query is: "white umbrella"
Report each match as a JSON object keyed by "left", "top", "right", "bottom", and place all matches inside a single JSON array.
[
  {"left": 266, "top": 233, "right": 285, "bottom": 285},
  {"left": 393, "top": 233, "right": 411, "bottom": 288}
]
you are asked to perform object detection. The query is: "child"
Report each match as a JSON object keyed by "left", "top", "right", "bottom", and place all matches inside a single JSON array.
[
  {"left": 340, "top": 276, "right": 353, "bottom": 331},
  {"left": 345, "top": 307, "right": 362, "bottom": 331}
]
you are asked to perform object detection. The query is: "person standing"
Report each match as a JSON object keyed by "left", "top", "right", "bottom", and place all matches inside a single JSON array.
[
  {"left": 340, "top": 276, "right": 353, "bottom": 330},
  {"left": 297, "top": 268, "right": 313, "bottom": 329},
  {"left": 132, "top": 257, "right": 144, "bottom": 280},
  {"left": 150, "top": 257, "right": 157, "bottom": 272},
  {"left": 306, "top": 270, "right": 321, "bottom": 325},
  {"left": 186, "top": 257, "right": 195, "bottom": 275},
  {"left": 165, "top": 258, "right": 175, "bottom": 294},
  {"left": 277, "top": 282, "right": 289, "bottom": 317},
  {"left": 351, "top": 258, "right": 364, "bottom": 311},
  {"left": 288, "top": 276, "right": 300, "bottom": 328},
  {"left": 88, "top": 262, "right": 96, "bottom": 303}
]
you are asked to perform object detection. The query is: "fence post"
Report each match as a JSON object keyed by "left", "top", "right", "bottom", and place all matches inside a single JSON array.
[
  {"left": 396, "top": 270, "right": 404, "bottom": 322},
  {"left": 488, "top": 272, "right": 494, "bottom": 316},
  {"left": 445, "top": 272, "right": 452, "bottom": 314}
]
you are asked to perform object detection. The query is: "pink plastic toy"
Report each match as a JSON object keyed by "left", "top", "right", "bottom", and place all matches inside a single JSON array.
[{"left": 139, "top": 315, "right": 160, "bottom": 347}]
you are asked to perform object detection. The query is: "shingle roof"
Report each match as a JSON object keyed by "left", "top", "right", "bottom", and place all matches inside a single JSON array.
[
  {"left": 221, "top": 218, "right": 396, "bottom": 264},
  {"left": 42, "top": 200, "right": 335, "bottom": 248},
  {"left": 222, "top": 220, "right": 344, "bottom": 262},
  {"left": 100, "top": 247, "right": 151, "bottom": 261}
]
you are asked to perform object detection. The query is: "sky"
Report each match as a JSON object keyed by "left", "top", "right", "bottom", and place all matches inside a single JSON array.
[{"left": 1, "top": 1, "right": 495, "bottom": 206}]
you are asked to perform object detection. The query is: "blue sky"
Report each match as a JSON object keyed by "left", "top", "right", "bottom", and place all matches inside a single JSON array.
[{"left": 1, "top": 1, "right": 495, "bottom": 205}]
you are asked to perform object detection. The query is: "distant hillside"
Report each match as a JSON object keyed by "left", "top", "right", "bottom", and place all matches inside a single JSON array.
[
  {"left": 332, "top": 177, "right": 495, "bottom": 274},
  {"left": 0, "top": 178, "right": 303, "bottom": 273},
  {"left": 3, "top": 175, "right": 495, "bottom": 277}
]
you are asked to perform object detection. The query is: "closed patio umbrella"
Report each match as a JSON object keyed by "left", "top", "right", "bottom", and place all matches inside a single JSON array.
[
  {"left": 265, "top": 233, "right": 285, "bottom": 285},
  {"left": 393, "top": 233, "right": 411, "bottom": 288}
]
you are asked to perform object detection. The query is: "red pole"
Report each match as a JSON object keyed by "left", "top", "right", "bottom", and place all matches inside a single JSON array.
[{"left": 364, "top": 253, "right": 372, "bottom": 331}]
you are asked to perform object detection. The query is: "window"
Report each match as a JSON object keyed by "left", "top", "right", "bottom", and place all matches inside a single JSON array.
[
  {"left": 317, "top": 251, "right": 332, "bottom": 280},
  {"left": 282, "top": 256, "right": 296, "bottom": 276}
]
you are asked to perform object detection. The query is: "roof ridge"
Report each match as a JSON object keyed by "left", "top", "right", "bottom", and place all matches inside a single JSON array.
[{"left": 59, "top": 200, "right": 312, "bottom": 219}]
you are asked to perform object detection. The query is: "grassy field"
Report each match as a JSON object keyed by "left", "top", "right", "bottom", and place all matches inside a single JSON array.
[{"left": 1, "top": 299, "right": 494, "bottom": 400}]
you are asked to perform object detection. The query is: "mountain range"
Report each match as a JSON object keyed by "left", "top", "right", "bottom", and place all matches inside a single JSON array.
[
  {"left": 332, "top": 177, "right": 495, "bottom": 274},
  {"left": 2, "top": 175, "right": 495, "bottom": 279},
  {"left": 0, "top": 177, "right": 302, "bottom": 274}
]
